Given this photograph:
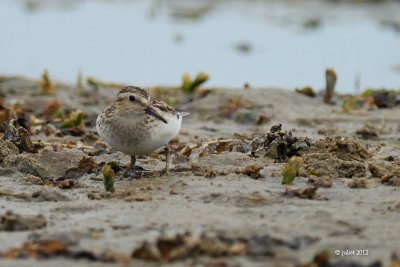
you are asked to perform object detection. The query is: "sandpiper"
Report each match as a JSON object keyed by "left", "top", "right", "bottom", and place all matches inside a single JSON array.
[{"left": 96, "top": 86, "right": 187, "bottom": 176}]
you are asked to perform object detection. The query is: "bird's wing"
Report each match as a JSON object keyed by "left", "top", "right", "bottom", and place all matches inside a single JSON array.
[
  {"left": 152, "top": 100, "right": 190, "bottom": 117},
  {"left": 151, "top": 100, "right": 178, "bottom": 114}
]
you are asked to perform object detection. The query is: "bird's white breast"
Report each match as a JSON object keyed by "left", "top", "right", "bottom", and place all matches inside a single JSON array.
[{"left": 97, "top": 112, "right": 182, "bottom": 156}]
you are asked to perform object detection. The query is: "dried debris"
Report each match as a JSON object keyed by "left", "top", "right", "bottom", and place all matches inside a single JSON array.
[
  {"left": 57, "top": 156, "right": 97, "bottom": 181},
  {"left": 368, "top": 162, "right": 388, "bottom": 179},
  {"left": 361, "top": 88, "right": 399, "bottom": 108},
  {"left": 324, "top": 68, "right": 337, "bottom": 104},
  {"left": 32, "top": 188, "right": 70, "bottom": 202},
  {"left": 132, "top": 232, "right": 199, "bottom": 262},
  {"left": 42, "top": 99, "right": 61, "bottom": 119},
  {"left": 0, "top": 99, "right": 17, "bottom": 131},
  {"left": 3, "top": 240, "right": 68, "bottom": 259},
  {"left": 307, "top": 175, "right": 332, "bottom": 188},
  {"left": 342, "top": 89, "right": 399, "bottom": 113},
  {"left": 239, "top": 163, "right": 265, "bottom": 179},
  {"left": 24, "top": 174, "right": 45, "bottom": 185},
  {"left": 299, "top": 136, "right": 370, "bottom": 179},
  {"left": 313, "top": 136, "right": 371, "bottom": 161},
  {"left": 58, "top": 179, "right": 77, "bottom": 189},
  {"left": 356, "top": 124, "right": 379, "bottom": 139},
  {"left": 368, "top": 161, "right": 400, "bottom": 186},
  {"left": 301, "top": 250, "right": 329, "bottom": 267},
  {"left": 178, "top": 125, "right": 308, "bottom": 166},
  {"left": 295, "top": 86, "right": 316, "bottom": 97},
  {"left": 384, "top": 155, "right": 397, "bottom": 162},
  {"left": 124, "top": 170, "right": 160, "bottom": 179},
  {"left": 31, "top": 140, "right": 94, "bottom": 152},
  {"left": 87, "top": 190, "right": 112, "bottom": 200},
  {"left": 284, "top": 186, "right": 319, "bottom": 200},
  {"left": 348, "top": 178, "right": 369, "bottom": 189},
  {"left": 342, "top": 95, "right": 376, "bottom": 112},
  {"left": 0, "top": 210, "right": 47, "bottom": 231},
  {"left": 125, "top": 193, "right": 153, "bottom": 202},
  {"left": 87, "top": 184, "right": 153, "bottom": 201},
  {"left": 338, "top": 161, "right": 366, "bottom": 178},
  {"left": 300, "top": 249, "right": 382, "bottom": 267},
  {"left": 317, "top": 127, "right": 337, "bottom": 136},
  {"left": 180, "top": 139, "right": 243, "bottom": 159},
  {"left": 191, "top": 162, "right": 264, "bottom": 179},
  {"left": 251, "top": 125, "right": 310, "bottom": 162},
  {"left": 0, "top": 139, "right": 19, "bottom": 163},
  {"left": 191, "top": 163, "right": 229, "bottom": 177},
  {"left": 1, "top": 238, "right": 130, "bottom": 263},
  {"left": 269, "top": 123, "right": 282, "bottom": 133},
  {"left": 40, "top": 69, "right": 55, "bottom": 95},
  {"left": 203, "top": 167, "right": 218, "bottom": 178},
  {"left": 4, "top": 119, "right": 37, "bottom": 153},
  {"left": 132, "top": 230, "right": 316, "bottom": 262}
]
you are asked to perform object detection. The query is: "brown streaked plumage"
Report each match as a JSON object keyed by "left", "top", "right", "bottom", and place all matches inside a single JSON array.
[{"left": 96, "top": 86, "right": 187, "bottom": 176}]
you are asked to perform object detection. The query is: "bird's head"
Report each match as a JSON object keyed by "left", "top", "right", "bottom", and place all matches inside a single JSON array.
[
  {"left": 114, "top": 86, "right": 167, "bottom": 123},
  {"left": 115, "top": 86, "right": 150, "bottom": 110}
]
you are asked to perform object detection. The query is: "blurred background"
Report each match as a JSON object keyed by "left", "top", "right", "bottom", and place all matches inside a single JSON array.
[{"left": 1, "top": 0, "right": 400, "bottom": 92}]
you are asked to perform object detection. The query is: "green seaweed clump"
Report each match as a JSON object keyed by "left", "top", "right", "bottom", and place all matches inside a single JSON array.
[
  {"left": 103, "top": 164, "right": 115, "bottom": 192},
  {"left": 40, "top": 69, "right": 54, "bottom": 95},
  {"left": 60, "top": 110, "right": 83, "bottom": 129},
  {"left": 76, "top": 71, "right": 83, "bottom": 91},
  {"left": 282, "top": 156, "right": 303, "bottom": 185},
  {"left": 181, "top": 72, "right": 209, "bottom": 93},
  {"left": 295, "top": 86, "right": 316, "bottom": 97},
  {"left": 342, "top": 88, "right": 399, "bottom": 112}
]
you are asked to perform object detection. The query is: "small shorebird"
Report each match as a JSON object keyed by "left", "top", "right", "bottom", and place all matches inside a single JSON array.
[{"left": 96, "top": 86, "right": 187, "bottom": 176}]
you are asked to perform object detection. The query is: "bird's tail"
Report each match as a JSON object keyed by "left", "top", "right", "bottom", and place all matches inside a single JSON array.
[{"left": 179, "top": 112, "right": 190, "bottom": 117}]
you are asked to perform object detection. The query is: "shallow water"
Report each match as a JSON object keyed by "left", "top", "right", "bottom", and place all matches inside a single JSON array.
[{"left": 1, "top": 0, "right": 400, "bottom": 92}]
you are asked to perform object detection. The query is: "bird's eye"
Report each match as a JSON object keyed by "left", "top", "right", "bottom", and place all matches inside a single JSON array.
[{"left": 129, "top": 95, "right": 136, "bottom": 101}]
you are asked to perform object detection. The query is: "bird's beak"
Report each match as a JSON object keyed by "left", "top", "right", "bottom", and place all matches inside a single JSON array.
[{"left": 145, "top": 106, "right": 167, "bottom": 124}]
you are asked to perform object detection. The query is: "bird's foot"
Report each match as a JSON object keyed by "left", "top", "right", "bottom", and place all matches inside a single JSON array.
[
  {"left": 159, "top": 168, "right": 170, "bottom": 177},
  {"left": 123, "top": 166, "right": 151, "bottom": 179}
]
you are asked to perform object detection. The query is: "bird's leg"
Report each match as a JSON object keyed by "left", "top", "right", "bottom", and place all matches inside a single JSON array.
[
  {"left": 130, "top": 155, "right": 136, "bottom": 169},
  {"left": 127, "top": 155, "right": 144, "bottom": 170},
  {"left": 124, "top": 155, "right": 144, "bottom": 178},
  {"left": 161, "top": 146, "right": 170, "bottom": 176}
]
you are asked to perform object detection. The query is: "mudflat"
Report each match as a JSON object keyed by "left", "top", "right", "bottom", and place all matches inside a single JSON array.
[{"left": 0, "top": 76, "right": 399, "bottom": 267}]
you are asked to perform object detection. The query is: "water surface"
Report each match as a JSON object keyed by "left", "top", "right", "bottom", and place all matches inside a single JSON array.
[{"left": 1, "top": 0, "right": 400, "bottom": 92}]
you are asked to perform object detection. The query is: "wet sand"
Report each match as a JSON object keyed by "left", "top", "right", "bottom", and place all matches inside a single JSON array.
[{"left": 0, "top": 76, "right": 399, "bottom": 267}]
